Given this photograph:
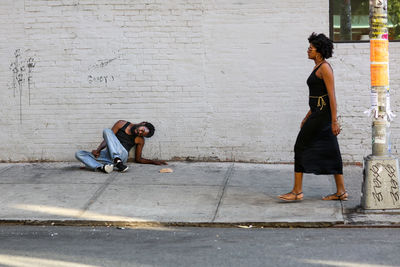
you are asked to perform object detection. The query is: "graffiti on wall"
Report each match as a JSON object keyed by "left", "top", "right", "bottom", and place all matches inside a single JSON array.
[
  {"left": 9, "top": 49, "right": 36, "bottom": 123},
  {"left": 87, "top": 53, "right": 125, "bottom": 86},
  {"left": 88, "top": 75, "right": 115, "bottom": 85},
  {"left": 88, "top": 57, "right": 118, "bottom": 70}
]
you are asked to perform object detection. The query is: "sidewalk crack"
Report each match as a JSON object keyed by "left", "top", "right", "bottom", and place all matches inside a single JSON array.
[
  {"left": 212, "top": 163, "right": 234, "bottom": 222},
  {"left": 0, "top": 165, "right": 15, "bottom": 175},
  {"left": 78, "top": 172, "right": 117, "bottom": 217}
]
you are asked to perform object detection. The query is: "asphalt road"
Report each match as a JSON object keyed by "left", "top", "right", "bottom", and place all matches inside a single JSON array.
[{"left": 0, "top": 226, "right": 398, "bottom": 267}]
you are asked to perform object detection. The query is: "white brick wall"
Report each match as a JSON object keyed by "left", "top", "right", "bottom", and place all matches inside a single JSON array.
[{"left": 1, "top": 0, "right": 399, "bottom": 163}]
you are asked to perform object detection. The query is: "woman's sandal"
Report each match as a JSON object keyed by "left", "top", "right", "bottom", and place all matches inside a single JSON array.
[
  {"left": 322, "top": 191, "right": 348, "bottom": 201},
  {"left": 278, "top": 192, "right": 303, "bottom": 202}
]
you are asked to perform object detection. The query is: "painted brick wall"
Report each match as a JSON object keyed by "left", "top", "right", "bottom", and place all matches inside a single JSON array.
[{"left": 1, "top": 0, "right": 399, "bottom": 163}]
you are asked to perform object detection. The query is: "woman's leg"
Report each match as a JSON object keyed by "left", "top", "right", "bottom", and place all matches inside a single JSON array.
[
  {"left": 322, "top": 174, "right": 348, "bottom": 200},
  {"left": 293, "top": 172, "right": 304, "bottom": 193},
  {"left": 278, "top": 172, "right": 304, "bottom": 201},
  {"left": 333, "top": 174, "right": 346, "bottom": 194}
]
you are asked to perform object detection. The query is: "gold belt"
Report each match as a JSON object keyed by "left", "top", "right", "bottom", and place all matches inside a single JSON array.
[{"left": 309, "top": 94, "right": 328, "bottom": 110}]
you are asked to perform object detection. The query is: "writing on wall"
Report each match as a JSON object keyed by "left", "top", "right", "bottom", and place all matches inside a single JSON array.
[
  {"left": 9, "top": 49, "right": 35, "bottom": 123},
  {"left": 87, "top": 55, "right": 121, "bottom": 86},
  {"left": 88, "top": 75, "right": 115, "bottom": 85}
]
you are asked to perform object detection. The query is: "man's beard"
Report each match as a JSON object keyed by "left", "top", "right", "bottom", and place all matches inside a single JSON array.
[{"left": 130, "top": 125, "right": 140, "bottom": 138}]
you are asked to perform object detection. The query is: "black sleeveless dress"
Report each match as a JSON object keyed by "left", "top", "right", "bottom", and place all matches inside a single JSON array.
[{"left": 294, "top": 63, "right": 343, "bottom": 175}]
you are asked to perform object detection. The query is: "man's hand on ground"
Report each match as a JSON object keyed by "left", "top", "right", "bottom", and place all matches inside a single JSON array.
[
  {"left": 154, "top": 160, "right": 168, "bottom": 165},
  {"left": 91, "top": 150, "right": 100, "bottom": 158}
]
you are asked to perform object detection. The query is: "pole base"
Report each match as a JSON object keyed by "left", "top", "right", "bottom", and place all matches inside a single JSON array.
[{"left": 362, "top": 155, "right": 400, "bottom": 210}]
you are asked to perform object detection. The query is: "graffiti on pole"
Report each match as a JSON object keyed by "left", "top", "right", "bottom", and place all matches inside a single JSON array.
[
  {"left": 369, "top": 162, "right": 400, "bottom": 206},
  {"left": 386, "top": 164, "right": 400, "bottom": 204},
  {"left": 365, "top": 0, "right": 395, "bottom": 124},
  {"left": 370, "top": 163, "right": 384, "bottom": 202},
  {"left": 370, "top": 15, "right": 388, "bottom": 39},
  {"left": 372, "top": 0, "right": 386, "bottom": 9},
  {"left": 363, "top": 0, "right": 400, "bottom": 210}
]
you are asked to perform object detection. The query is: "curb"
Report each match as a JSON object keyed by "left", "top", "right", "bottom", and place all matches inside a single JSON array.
[
  {"left": 0, "top": 220, "right": 343, "bottom": 228},
  {"left": 1, "top": 220, "right": 400, "bottom": 228}
]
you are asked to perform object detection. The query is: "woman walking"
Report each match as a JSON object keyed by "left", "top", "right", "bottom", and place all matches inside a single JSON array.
[{"left": 278, "top": 33, "right": 348, "bottom": 202}]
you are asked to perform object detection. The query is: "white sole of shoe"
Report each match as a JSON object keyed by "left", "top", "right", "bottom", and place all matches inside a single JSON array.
[
  {"left": 120, "top": 166, "right": 129, "bottom": 172},
  {"left": 104, "top": 164, "right": 114, "bottom": 173}
]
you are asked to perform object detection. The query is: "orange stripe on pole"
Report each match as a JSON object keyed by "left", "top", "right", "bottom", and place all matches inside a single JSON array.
[
  {"left": 371, "top": 64, "right": 388, "bottom": 86},
  {"left": 370, "top": 39, "right": 389, "bottom": 62}
]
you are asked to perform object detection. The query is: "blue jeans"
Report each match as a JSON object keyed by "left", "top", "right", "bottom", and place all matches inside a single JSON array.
[{"left": 75, "top": 129, "right": 129, "bottom": 171}]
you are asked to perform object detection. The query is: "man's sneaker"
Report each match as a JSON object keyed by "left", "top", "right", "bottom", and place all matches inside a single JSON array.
[
  {"left": 115, "top": 160, "right": 129, "bottom": 172},
  {"left": 99, "top": 164, "right": 113, "bottom": 174}
]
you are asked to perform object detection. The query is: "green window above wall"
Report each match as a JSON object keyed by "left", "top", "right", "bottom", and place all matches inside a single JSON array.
[{"left": 330, "top": 0, "right": 400, "bottom": 42}]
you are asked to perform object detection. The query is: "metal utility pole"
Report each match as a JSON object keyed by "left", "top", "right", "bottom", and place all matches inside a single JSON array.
[
  {"left": 362, "top": 0, "right": 400, "bottom": 209},
  {"left": 340, "top": 0, "right": 352, "bottom": 40}
]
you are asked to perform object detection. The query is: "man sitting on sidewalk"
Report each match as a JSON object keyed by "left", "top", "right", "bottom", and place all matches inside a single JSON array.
[{"left": 75, "top": 120, "right": 167, "bottom": 173}]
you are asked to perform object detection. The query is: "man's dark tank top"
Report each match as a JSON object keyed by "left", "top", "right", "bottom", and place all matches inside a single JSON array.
[{"left": 116, "top": 122, "right": 136, "bottom": 152}]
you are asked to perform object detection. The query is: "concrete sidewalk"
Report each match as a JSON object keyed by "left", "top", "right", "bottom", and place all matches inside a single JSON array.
[{"left": 0, "top": 162, "right": 399, "bottom": 227}]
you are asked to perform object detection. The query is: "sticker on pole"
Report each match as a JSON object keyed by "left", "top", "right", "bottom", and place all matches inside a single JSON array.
[
  {"left": 371, "top": 64, "right": 388, "bottom": 86},
  {"left": 370, "top": 40, "right": 388, "bottom": 62}
]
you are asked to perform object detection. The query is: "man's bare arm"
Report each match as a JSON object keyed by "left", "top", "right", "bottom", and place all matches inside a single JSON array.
[
  {"left": 92, "top": 140, "right": 106, "bottom": 158},
  {"left": 92, "top": 120, "right": 127, "bottom": 157},
  {"left": 134, "top": 137, "right": 168, "bottom": 165}
]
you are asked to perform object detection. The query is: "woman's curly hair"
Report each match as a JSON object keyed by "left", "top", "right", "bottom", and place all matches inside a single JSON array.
[{"left": 308, "top": 33, "right": 333, "bottom": 59}]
